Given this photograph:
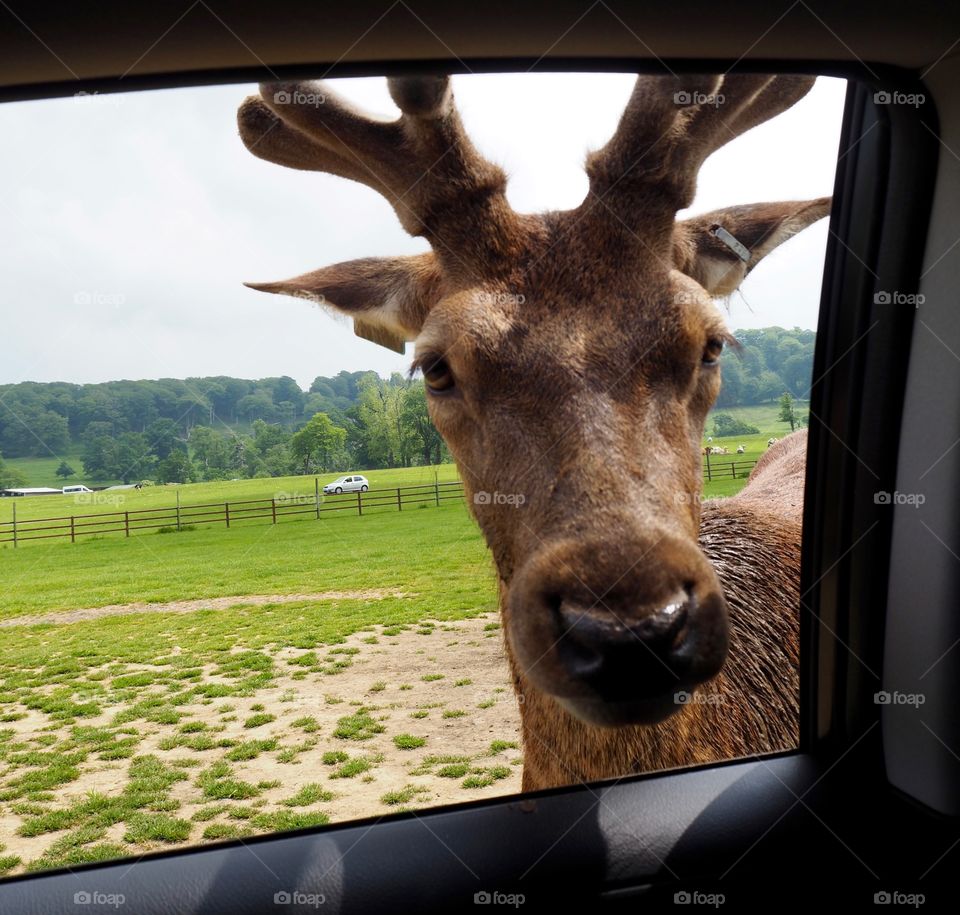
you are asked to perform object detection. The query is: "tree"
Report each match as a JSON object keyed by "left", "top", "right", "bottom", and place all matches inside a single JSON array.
[
  {"left": 81, "top": 433, "right": 117, "bottom": 480},
  {"left": 778, "top": 392, "right": 797, "bottom": 432},
  {"left": 55, "top": 461, "right": 76, "bottom": 479},
  {"left": 145, "top": 418, "right": 181, "bottom": 461},
  {"left": 356, "top": 376, "right": 406, "bottom": 467},
  {"left": 402, "top": 386, "right": 443, "bottom": 466},
  {"left": 189, "top": 426, "right": 233, "bottom": 478},
  {"left": 0, "top": 451, "right": 27, "bottom": 489},
  {"left": 289, "top": 413, "right": 348, "bottom": 474},
  {"left": 713, "top": 414, "right": 760, "bottom": 437},
  {"left": 156, "top": 449, "right": 195, "bottom": 484},
  {"left": 113, "top": 432, "right": 156, "bottom": 483}
]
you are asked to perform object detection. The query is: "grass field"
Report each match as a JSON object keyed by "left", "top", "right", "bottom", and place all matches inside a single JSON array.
[
  {"left": 0, "top": 501, "right": 491, "bottom": 619},
  {"left": 0, "top": 464, "right": 461, "bottom": 528},
  {"left": 3, "top": 453, "right": 92, "bottom": 489},
  {"left": 1, "top": 402, "right": 803, "bottom": 532},
  {"left": 0, "top": 405, "right": 805, "bottom": 876},
  {"left": 0, "top": 501, "right": 509, "bottom": 875}
]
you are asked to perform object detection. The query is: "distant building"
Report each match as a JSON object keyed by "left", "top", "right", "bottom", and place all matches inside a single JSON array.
[{"left": 0, "top": 487, "right": 63, "bottom": 497}]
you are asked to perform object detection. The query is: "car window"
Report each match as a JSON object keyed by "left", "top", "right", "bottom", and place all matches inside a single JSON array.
[{"left": 0, "top": 72, "right": 845, "bottom": 877}]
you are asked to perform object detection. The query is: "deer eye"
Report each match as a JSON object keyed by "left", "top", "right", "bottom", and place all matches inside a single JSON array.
[
  {"left": 702, "top": 338, "right": 724, "bottom": 366},
  {"left": 422, "top": 356, "right": 455, "bottom": 393}
]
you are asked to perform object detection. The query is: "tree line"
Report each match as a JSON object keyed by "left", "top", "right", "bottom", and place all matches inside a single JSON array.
[{"left": 0, "top": 326, "right": 813, "bottom": 485}]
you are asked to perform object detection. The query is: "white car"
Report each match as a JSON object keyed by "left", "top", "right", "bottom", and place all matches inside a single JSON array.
[{"left": 322, "top": 475, "right": 369, "bottom": 494}]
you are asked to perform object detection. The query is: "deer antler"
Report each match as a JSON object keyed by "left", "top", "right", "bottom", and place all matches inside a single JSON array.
[
  {"left": 238, "top": 76, "right": 529, "bottom": 282},
  {"left": 573, "top": 74, "right": 817, "bottom": 258}
]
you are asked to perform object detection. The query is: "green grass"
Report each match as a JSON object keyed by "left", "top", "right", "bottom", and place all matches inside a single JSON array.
[
  {"left": 0, "top": 500, "right": 491, "bottom": 619},
  {"left": 488, "top": 740, "right": 518, "bottom": 755},
  {"left": 462, "top": 766, "right": 511, "bottom": 789},
  {"left": 248, "top": 810, "right": 330, "bottom": 832},
  {"left": 392, "top": 734, "right": 426, "bottom": 750},
  {"left": 329, "top": 756, "right": 375, "bottom": 779},
  {"left": 123, "top": 813, "right": 191, "bottom": 844},
  {"left": 202, "top": 822, "right": 253, "bottom": 840},
  {"left": 333, "top": 710, "right": 386, "bottom": 741},
  {"left": 0, "top": 463, "right": 461, "bottom": 524},
  {"left": 3, "top": 452, "right": 95, "bottom": 488},
  {"left": 380, "top": 784, "right": 431, "bottom": 806},
  {"left": 280, "top": 784, "right": 333, "bottom": 807}
]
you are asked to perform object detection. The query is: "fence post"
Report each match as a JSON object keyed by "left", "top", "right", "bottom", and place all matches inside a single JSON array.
[
  {"left": 125, "top": 510, "right": 130, "bottom": 538},
  {"left": 731, "top": 460, "right": 737, "bottom": 479},
  {"left": 705, "top": 450, "right": 712, "bottom": 482},
  {"left": 176, "top": 491, "right": 181, "bottom": 532},
  {"left": 225, "top": 501, "right": 231, "bottom": 528},
  {"left": 12, "top": 503, "right": 16, "bottom": 549},
  {"left": 397, "top": 487, "right": 402, "bottom": 512},
  {"left": 271, "top": 498, "right": 277, "bottom": 524},
  {"left": 435, "top": 472, "right": 440, "bottom": 507},
  {"left": 357, "top": 490, "right": 363, "bottom": 517},
  {"left": 70, "top": 515, "right": 75, "bottom": 543},
  {"left": 315, "top": 478, "right": 320, "bottom": 519}
]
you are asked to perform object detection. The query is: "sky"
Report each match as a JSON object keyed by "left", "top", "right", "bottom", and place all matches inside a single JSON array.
[{"left": 0, "top": 74, "right": 846, "bottom": 390}]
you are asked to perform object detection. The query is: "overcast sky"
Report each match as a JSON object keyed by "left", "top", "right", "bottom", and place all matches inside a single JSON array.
[{"left": 0, "top": 74, "right": 846, "bottom": 389}]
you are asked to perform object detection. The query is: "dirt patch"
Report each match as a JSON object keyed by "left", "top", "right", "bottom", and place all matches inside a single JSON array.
[
  {"left": 0, "top": 614, "right": 522, "bottom": 874},
  {"left": 0, "top": 589, "right": 413, "bottom": 628}
]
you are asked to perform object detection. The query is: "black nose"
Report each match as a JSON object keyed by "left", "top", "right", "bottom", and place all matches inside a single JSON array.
[{"left": 554, "top": 588, "right": 721, "bottom": 704}]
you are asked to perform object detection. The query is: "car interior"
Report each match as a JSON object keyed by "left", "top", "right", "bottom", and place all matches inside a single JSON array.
[{"left": 1, "top": 1, "right": 958, "bottom": 910}]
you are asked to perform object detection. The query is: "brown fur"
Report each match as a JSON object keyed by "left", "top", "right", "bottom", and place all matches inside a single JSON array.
[
  {"left": 514, "top": 432, "right": 804, "bottom": 790},
  {"left": 237, "top": 75, "right": 828, "bottom": 790}
]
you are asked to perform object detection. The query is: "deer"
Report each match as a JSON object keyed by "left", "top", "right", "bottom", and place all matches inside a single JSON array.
[{"left": 237, "top": 74, "right": 829, "bottom": 791}]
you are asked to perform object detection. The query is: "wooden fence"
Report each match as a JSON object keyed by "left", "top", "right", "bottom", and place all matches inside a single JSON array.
[
  {"left": 702, "top": 455, "right": 758, "bottom": 482},
  {"left": 0, "top": 459, "right": 756, "bottom": 547},
  {"left": 0, "top": 480, "right": 465, "bottom": 547}
]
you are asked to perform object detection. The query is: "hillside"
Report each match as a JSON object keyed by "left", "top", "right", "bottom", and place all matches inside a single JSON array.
[{"left": 0, "top": 327, "right": 813, "bottom": 488}]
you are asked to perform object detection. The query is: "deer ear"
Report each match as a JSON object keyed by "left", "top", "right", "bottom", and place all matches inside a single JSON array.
[
  {"left": 244, "top": 252, "right": 443, "bottom": 354},
  {"left": 673, "top": 196, "right": 831, "bottom": 296}
]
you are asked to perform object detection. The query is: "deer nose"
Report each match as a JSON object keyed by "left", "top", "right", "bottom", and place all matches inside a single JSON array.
[
  {"left": 556, "top": 590, "right": 691, "bottom": 685},
  {"left": 549, "top": 585, "right": 729, "bottom": 724},
  {"left": 506, "top": 534, "right": 730, "bottom": 726}
]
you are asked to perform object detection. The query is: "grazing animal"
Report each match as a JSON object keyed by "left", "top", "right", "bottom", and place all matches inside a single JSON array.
[
  {"left": 737, "top": 445, "right": 746, "bottom": 454},
  {"left": 768, "top": 437, "right": 780, "bottom": 447},
  {"left": 238, "top": 73, "right": 827, "bottom": 788}
]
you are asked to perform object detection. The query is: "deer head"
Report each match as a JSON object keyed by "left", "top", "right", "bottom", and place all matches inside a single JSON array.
[{"left": 238, "top": 74, "right": 829, "bottom": 727}]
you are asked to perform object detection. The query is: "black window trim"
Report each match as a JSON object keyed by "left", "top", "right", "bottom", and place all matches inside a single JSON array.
[{"left": 0, "top": 58, "right": 948, "bottom": 909}]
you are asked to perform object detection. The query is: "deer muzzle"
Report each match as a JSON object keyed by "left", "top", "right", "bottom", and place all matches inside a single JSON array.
[{"left": 506, "top": 533, "right": 730, "bottom": 727}]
